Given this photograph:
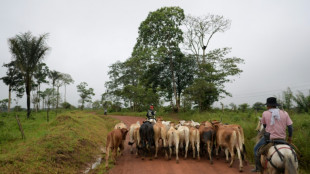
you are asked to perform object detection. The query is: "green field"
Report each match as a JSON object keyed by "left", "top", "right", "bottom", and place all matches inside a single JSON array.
[{"left": 0, "top": 110, "right": 309, "bottom": 173}]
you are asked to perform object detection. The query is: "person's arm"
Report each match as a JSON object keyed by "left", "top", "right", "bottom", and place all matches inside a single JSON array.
[
  {"left": 263, "top": 124, "right": 266, "bottom": 128},
  {"left": 287, "top": 124, "right": 293, "bottom": 143}
]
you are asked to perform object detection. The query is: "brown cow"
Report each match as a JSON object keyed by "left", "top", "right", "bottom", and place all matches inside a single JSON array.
[
  {"left": 153, "top": 119, "right": 168, "bottom": 159},
  {"left": 214, "top": 124, "right": 243, "bottom": 172},
  {"left": 199, "top": 124, "right": 215, "bottom": 164},
  {"left": 105, "top": 128, "right": 128, "bottom": 169}
]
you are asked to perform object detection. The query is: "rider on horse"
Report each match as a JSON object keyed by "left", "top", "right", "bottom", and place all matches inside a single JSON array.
[{"left": 252, "top": 97, "right": 293, "bottom": 172}]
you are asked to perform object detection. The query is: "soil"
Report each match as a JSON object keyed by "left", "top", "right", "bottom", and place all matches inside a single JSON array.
[{"left": 107, "top": 115, "right": 253, "bottom": 174}]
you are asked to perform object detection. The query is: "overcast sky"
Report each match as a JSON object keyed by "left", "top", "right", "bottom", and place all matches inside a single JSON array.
[{"left": 1, "top": 0, "right": 310, "bottom": 109}]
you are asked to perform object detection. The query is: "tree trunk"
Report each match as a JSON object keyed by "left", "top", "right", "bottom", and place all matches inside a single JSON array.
[
  {"left": 8, "top": 86, "right": 12, "bottom": 112},
  {"left": 56, "top": 86, "right": 60, "bottom": 115},
  {"left": 64, "top": 84, "right": 67, "bottom": 102},
  {"left": 26, "top": 76, "right": 31, "bottom": 119},
  {"left": 170, "top": 56, "right": 179, "bottom": 112}
]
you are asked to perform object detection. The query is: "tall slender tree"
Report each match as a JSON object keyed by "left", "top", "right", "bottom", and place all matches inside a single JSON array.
[
  {"left": 8, "top": 32, "right": 49, "bottom": 118},
  {"left": 1, "top": 61, "right": 24, "bottom": 112},
  {"left": 61, "top": 73, "right": 74, "bottom": 102}
]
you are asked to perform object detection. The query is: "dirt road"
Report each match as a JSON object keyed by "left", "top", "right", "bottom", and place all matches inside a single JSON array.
[{"left": 107, "top": 116, "right": 253, "bottom": 174}]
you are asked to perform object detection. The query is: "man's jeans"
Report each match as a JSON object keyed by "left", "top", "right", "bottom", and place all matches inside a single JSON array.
[{"left": 254, "top": 137, "right": 265, "bottom": 157}]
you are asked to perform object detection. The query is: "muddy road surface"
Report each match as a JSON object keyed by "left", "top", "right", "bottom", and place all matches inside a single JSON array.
[{"left": 107, "top": 116, "right": 253, "bottom": 174}]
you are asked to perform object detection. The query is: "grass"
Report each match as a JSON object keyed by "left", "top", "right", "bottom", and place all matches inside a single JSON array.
[{"left": 0, "top": 110, "right": 119, "bottom": 174}]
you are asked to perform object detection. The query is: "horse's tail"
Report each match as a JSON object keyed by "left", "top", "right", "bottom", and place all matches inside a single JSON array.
[{"left": 284, "top": 153, "right": 298, "bottom": 174}]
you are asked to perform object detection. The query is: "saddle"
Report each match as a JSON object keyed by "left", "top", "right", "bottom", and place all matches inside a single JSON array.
[{"left": 258, "top": 139, "right": 297, "bottom": 172}]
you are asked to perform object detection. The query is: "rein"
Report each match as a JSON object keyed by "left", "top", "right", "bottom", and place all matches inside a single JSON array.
[{"left": 265, "top": 146, "right": 296, "bottom": 172}]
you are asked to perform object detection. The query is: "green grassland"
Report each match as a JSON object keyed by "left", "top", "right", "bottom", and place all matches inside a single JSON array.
[{"left": 0, "top": 110, "right": 119, "bottom": 174}]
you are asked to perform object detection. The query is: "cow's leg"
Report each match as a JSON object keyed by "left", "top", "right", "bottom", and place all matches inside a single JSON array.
[
  {"left": 229, "top": 147, "right": 235, "bottom": 168},
  {"left": 154, "top": 137, "right": 159, "bottom": 159},
  {"left": 112, "top": 147, "right": 117, "bottom": 165},
  {"left": 163, "top": 137, "right": 168, "bottom": 160},
  {"left": 237, "top": 147, "right": 243, "bottom": 172},
  {"left": 105, "top": 145, "right": 110, "bottom": 169},
  {"left": 191, "top": 139, "right": 195, "bottom": 159},
  {"left": 208, "top": 141, "right": 213, "bottom": 164},
  {"left": 184, "top": 139, "right": 189, "bottom": 159},
  {"left": 216, "top": 144, "right": 220, "bottom": 160},
  {"left": 225, "top": 148, "right": 229, "bottom": 163},
  {"left": 197, "top": 140, "right": 200, "bottom": 160},
  {"left": 176, "top": 142, "right": 179, "bottom": 163}
]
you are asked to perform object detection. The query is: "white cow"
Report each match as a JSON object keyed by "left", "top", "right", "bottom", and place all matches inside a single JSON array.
[
  {"left": 128, "top": 121, "right": 140, "bottom": 155},
  {"left": 177, "top": 125, "right": 190, "bottom": 159},
  {"left": 114, "top": 121, "right": 127, "bottom": 129},
  {"left": 167, "top": 123, "right": 180, "bottom": 163}
]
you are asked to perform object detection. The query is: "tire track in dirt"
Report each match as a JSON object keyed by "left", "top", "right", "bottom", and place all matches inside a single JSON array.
[{"left": 107, "top": 115, "right": 253, "bottom": 174}]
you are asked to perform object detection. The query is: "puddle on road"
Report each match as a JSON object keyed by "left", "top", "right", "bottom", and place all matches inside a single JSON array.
[{"left": 84, "top": 147, "right": 106, "bottom": 174}]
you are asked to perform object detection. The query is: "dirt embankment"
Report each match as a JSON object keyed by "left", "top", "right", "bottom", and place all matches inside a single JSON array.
[{"left": 106, "top": 116, "right": 253, "bottom": 174}]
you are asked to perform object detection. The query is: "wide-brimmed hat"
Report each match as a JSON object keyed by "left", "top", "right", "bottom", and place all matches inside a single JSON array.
[{"left": 265, "top": 97, "right": 280, "bottom": 106}]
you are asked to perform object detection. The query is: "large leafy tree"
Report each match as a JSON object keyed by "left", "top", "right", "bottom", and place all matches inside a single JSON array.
[
  {"left": 1, "top": 61, "right": 24, "bottom": 112},
  {"left": 134, "top": 6, "right": 185, "bottom": 111},
  {"left": 183, "top": 15, "right": 244, "bottom": 111},
  {"left": 8, "top": 32, "right": 49, "bottom": 118},
  {"left": 77, "top": 82, "right": 95, "bottom": 110}
]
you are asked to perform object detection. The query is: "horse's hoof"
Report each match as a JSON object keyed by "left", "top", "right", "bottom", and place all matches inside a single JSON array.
[
  {"left": 210, "top": 161, "right": 213, "bottom": 165},
  {"left": 176, "top": 160, "right": 179, "bottom": 164},
  {"left": 142, "top": 157, "right": 144, "bottom": 160},
  {"left": 239, "top": 169, "right": 243, "bottom": 172}
]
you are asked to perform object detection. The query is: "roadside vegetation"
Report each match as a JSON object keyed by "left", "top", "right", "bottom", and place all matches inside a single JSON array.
[{"left": 0, "top": 110, "right": 118, "bottom": 174}]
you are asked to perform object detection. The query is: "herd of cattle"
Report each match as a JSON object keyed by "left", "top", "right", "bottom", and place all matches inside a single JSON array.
[{"left": 105, "top": 117, "right": 246, "bottom": 172}]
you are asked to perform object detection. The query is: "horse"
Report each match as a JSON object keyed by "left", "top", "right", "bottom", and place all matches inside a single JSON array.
[{"left": 255, "top": 120, "right": 298, "bottom": 174}]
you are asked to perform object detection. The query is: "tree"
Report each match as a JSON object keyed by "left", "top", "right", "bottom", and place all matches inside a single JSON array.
[
  {"left": 77, "top": 82, "right": 95, "bottom": 110},
  {"left": 48, "top": 70, "right": 62, "bottom": 109},
  {"left": 182, "top": 14, "right": 243, "bottom": 111},
  {"left": 33, "top": 62, "right": 49, "bottom": 111},
  {"left": 134, "top": 6, "right": 185, "bottom": 112},
  {"left": 92, "top": 100, "right": 101, "bottom": 110},
  {"left": 0, "top": 99, "right": 9, "bottom": 112},
  {"left": 282, "top": 87, "right": 293, "bottom": 110},
  {"left": 61, "top": 73, "right": 74, "bottom": 102},
  {"left": 8, "top": 32, "right": 49, "bottom": 118},
  {"left": 238, "top": 103, "right": 249, "bottom": 112},
  {"left": 183, "top": 14, "right": 231, "bottom": 66},
  {"left": 43, "top": 88, "right": 56, "bottom": 122},
  {"left": 252, "top": 102, "right": 265, "bottom": 111},
  {"left": 229, "top": 102, "right": 237, "bottom": 111},
  {"left": 293, "top": 90, "right": 310, "bottom": 113},
  {"left": 1, "top": 61, "right": 24, "bottom": 112}
]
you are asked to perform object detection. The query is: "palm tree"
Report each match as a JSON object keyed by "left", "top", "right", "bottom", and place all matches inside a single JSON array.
[{"left": 8, "top": 32, "right": 49, "bottom": 118}]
